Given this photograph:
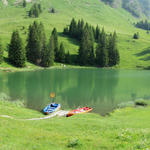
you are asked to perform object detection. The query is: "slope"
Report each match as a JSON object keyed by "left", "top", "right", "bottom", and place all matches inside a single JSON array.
[{"left": 0, "top": 0, "right": 150, "bottom": 69}]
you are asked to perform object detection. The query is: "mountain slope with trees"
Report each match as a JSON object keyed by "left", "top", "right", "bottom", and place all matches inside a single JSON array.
[{"left": 0, "top": 0, "right": 150, "bottom": 69}]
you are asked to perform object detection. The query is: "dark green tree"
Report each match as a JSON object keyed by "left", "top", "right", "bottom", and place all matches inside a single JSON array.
[
  {"left": 26, "top": 21, "right": 46, "bottom": 65},
  {"left": 41, "top": 35, "right": 54, "bottom": 67},
  {"left": 51, "top": 8, "right": 55, "bottom": 13},
  {"left": 69, "top": 18, "right": 77, "bottom": 38},
  {"left": 133, "top": 32, "right": 139, "bottom": 39},
  {"left": 96, "top": 28, "right": 108, "bottom": 67},
  {"left": 78, "top": 24, "right": 94, "bottom": 65},
  {"left": 8, "top": 30, "right": 26, "bottom": 67},
  {"left": 59, "top": 43, "right": 65, "bottom": 63},
  {"left": 63, "top": 27, "right": 69, "bottom": 35},
  {"left": 52, "top": 28, "right": 59, "bottom": 61},
  {"left": 108, "top": 32, "right": 120, "bottom": 66},
  {"left": 0, "top": 42, "right": 3, "bottom": 64},
  {"left": 95, "top": 25, "right": 100, "bottom": 41},
  {"left": 23, "top": 0, "right": 26, "bottom": 7},
  {"left": 38, "top": 4, "right": 42, "bottom": 13},
  {"left": 89, "top": 46, "right": 95, "bottom": 65},
  {"left": 65, "top": 51, "right": 71, "bottom": 64},
  {"left": 29, "top": 4, "right": 42, "bottom": 18}
]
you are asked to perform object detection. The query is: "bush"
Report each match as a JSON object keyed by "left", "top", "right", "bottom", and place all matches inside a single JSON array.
[
  {"left": 135, "top": 99, "right": 149, "bottom": 106},
  {"left": 67, "top": 139, "right": 80, "bottom": 148},
  {"left": 133, "top": 32, "right": 139, "bottom": 39}
]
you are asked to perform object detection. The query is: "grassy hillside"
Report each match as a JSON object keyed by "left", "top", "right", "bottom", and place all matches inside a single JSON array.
[
  {"left": 0, "top": 0, "right": 150, "bottom": 69},
  {"left": 1, "top": 100, "right": 150, "bottom": 149}
]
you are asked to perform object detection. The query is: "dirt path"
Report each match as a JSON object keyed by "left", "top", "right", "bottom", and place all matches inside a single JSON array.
[{"left": 0, "top": 110, "right": 69, "bottom": 121}]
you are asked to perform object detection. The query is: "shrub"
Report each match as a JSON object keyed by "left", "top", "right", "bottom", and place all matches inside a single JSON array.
[
  {"left": 135, "top": 99, "right": 149, "bottom": 106},
  {"left": 133, "top": 32, "right": 139, "bottom": 39},
  {"left": 67, "top": 139, "right": 80, "bottom": 148}
]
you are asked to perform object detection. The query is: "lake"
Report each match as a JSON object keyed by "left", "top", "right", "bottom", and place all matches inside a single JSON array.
[{"left": 0, "top": 68, "right": 150, "bottom": 115}]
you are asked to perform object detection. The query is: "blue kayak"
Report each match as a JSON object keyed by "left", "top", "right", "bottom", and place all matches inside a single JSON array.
[{"left": 43, "top": 103, "right": 61, "bottom": 115}]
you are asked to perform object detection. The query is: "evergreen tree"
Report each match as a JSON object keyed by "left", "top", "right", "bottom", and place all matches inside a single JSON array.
[
  {"left": 78, "top": 24, "right": 94, "bottom": 65},
  {"left": 51, "top": 8, "right": 55, "bottom": 13},
  {"left": 26, "top": 21, "right": 46, "bottom": 65},
  {"left": 112, "top": 32, "right": 120, "bottom": 65},
  {"left": 52, "top": 28, "right": 59, "bottom": 61},
  {"left": 133, "top": 32, "right": 139, "bottom": 39},
  {"left": 96, "top": 28, "right": 108, "bottom": 67},
  {"left": 69, "top": 18, "right": 77, "bottom": 38},
  {"left": 41, "top": 35, "right": 54, "bottom": 67},
  {"left": 28, "top": 4, "right": 41, "bottom": 18},
  {"left": 95, "top": 25, "right": 100, "bottom": 41},
  {"left": 23, "top": 0, "right": 26, "bottom": 7},
  {"left": 38, "top": 4, "right": 42, "bottom": 13},
  {"left": 92, "top": 26, "right": 96, "bottom": 41},
  {"left": 108, "top": 33, "right": 113, "bottom": 66},
  {"left": 88, "top": 46, "right": 95, "bottom": 65},
  {"left": 8, "top": 30, "right": 26, "bottom": 67},
  {"left": 108, "top": 32, "right": 120, "bottom": 66},
  {"left": 59, "top": 43, "right": 65, "bottom": 63},
  {"left": 77, "top": 20, "right": 81, "bottom": 40},
  {"left": 0, "top": 42, "right": 3, "bottom": 64},
  {"left": 63, "top": 27, "right": 69, "bottom": 35},
  {"left": 65, "top": 51, "right": 71, "bottom": 64}
]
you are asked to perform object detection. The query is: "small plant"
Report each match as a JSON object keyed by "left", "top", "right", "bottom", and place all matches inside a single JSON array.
[
  {"left": 67, "top": 138, "right": 80, "bottom": 148},
  {"left": 135, "top": 99, "right": 148, "bottom": 106},
  {"left": 49, "top": 8, "right": 56, "bottom": 13},
  {"left": 133, "top": 32, "right": 139, "bottom": 39}
]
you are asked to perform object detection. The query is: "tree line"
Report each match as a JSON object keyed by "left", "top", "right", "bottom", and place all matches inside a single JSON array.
[
  {"left": 0, "top": 19, "right": 119, "bottom": 68},
  {"left": 0, "top": 21, "right": 69, "bottom": 67},
  {"left": 63, "top": 18, "right": 120, "bottom": 67},
  {"left": 135, "top": 20, "right": 150, "bottom": 31},
  {"left": 28, "top": 3, "right": 42, "bottom": 18}
]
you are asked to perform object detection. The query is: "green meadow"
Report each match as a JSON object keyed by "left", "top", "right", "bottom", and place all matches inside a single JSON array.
[
  {"left": 1, "top": 100, "right": 150, "bottom": 150},
  {"left": 0, "top": 0, "right": 150, "bottom": 70}
]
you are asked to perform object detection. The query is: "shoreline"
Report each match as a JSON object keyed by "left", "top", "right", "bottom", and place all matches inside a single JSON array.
[{"left": 0, "top": 63, "right": 149, "bottom": 73}]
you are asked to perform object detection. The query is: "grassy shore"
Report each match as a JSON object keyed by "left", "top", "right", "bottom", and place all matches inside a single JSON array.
[{"left": 0, "top": 100, "right": 150, "bottom": 149}]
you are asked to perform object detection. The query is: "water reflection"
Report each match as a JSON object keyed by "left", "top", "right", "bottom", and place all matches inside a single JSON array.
[{"left": 0, "top": 69, "right": 150, "bottom": 115}]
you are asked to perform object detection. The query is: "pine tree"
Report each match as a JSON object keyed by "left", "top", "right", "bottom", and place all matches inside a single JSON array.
[
  {"left": 51, "top": 8, "right": 55, "bottom": 13},
  {"left": 65, "top": 51, "right": 71, "bottom": 64},
  {"left": 52, "top": 28, "right": 59, "bottom": 61},
  {"left": 69, "top": 18, "right": 77, "bottom": 38},
  {"left": 133, "top": 32, "right": 139, "bottom": 39},
  {"left": 63, "top": 27, "right": 69, "bottom": 35},
  {"left": 108, "top": 32, "right": 119, "bottom": 66},
  {"left": 92, "top": 26, "right": 96, "bottom": 41},
  {"left": 108, "top": 33, "right": 114, "bottom": 66},
  {"left": 96, "top": 28, "right": 108, "bottom": 67},
  {"left": 95, "top": 25, "right": 100, "bottom": 41},
  {"left": 88, "top": 46, "right": 95, "bottom": 65},
  {"left": 112, "top": 32, "right": 120, "bottom": 65},
  {"left": 8, "top": 30, "right": 26, "bottom": 67},
  {"left": 23, "top": 0, "right": 26, "bottom": 7},
  {"left": 0, "top": 42, "right": 3, "bottom": 64},
  {"left": 59, "top": 43, "right": 65, "bottom": 63},
  {"left": 28, "top": 4, "right": 41, "bottom": 18},
  {"left": 78, "top": 24, "right": 94, "bottom": 65},
  {"left": 41, "top": 35, "right": 54, "bottom": 67},
  {"left": 26, "top": 21, "right": 46, "bottom": 65},
  {"left": 38, "top": 4, "right": 42, "bottom": 13}
]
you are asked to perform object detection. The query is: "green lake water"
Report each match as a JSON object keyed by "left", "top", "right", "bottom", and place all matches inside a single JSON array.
[{"left": 0, "top": 68, "right": 150, "bottom": 115}]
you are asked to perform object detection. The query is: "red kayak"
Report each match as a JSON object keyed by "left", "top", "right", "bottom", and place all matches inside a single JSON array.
[{"left": 66, "top": 107, "right": 93, "bottom": 117}]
